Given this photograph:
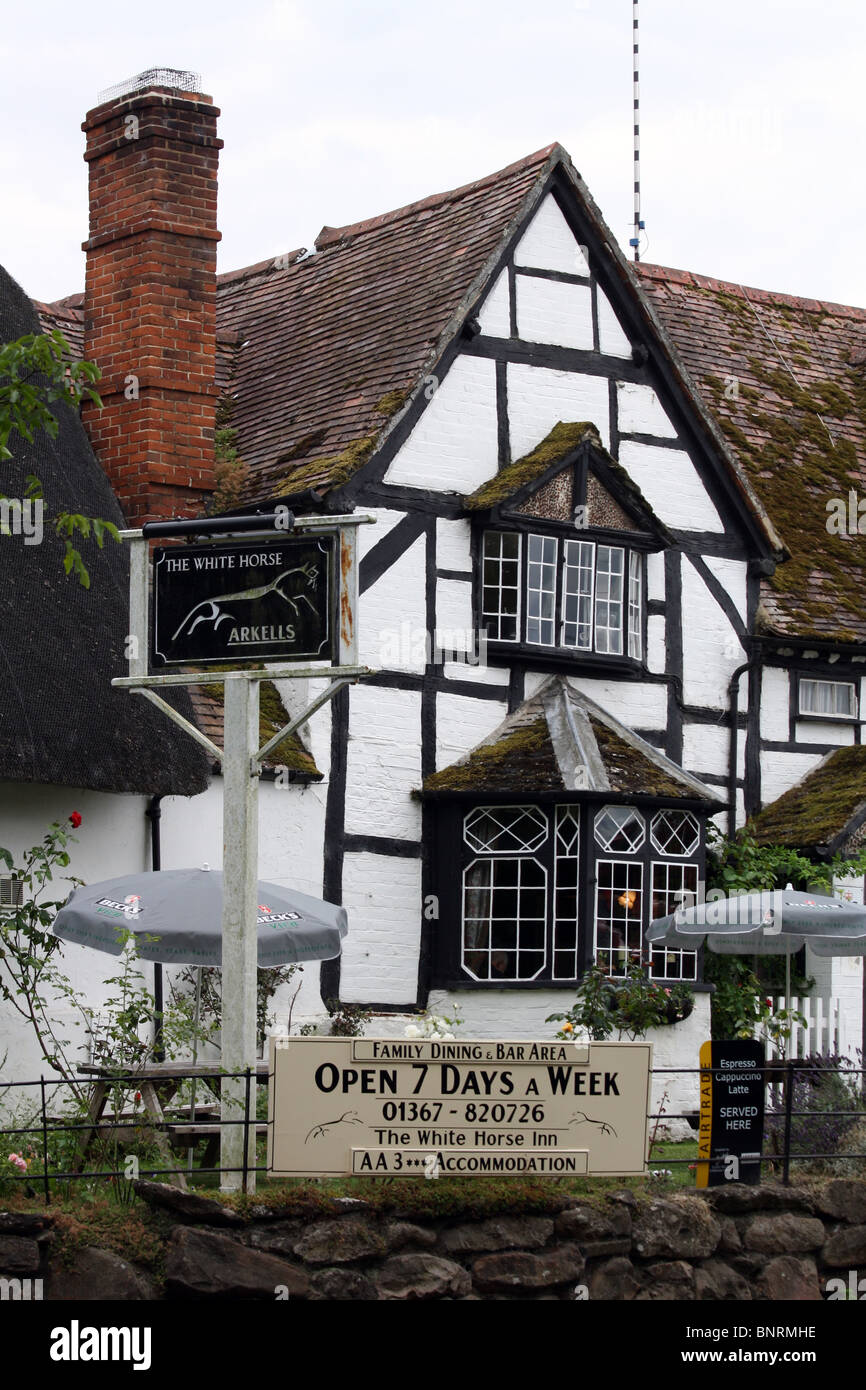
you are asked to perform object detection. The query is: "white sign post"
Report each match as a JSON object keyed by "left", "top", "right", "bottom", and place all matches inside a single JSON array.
[{"left": 114, "top": 513, "right": 374, "bottom": 1191}]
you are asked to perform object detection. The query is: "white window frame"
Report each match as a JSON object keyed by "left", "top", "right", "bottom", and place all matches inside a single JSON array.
[
  {"left": 481, "top": 530, "right": 522, "bottom": 642},
  {"left": 526, "top": 533, "right": 558, "bottom": 646},
  {"left": 593, "top": 545, "right": 625, "bottom": 656},
  {"left": 627, "top": 551, "right": 642, "bottom": 661},
  {"left": 798, "top": 677, "right": 858, "bottom": 720},
  {"left": 0, "top": 875, "right": 23, "bottom": 913}
]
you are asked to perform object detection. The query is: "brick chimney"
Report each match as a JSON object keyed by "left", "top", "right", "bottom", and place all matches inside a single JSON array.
[{"left": 81, "top": 70, "right": 221, "bottom": 525}]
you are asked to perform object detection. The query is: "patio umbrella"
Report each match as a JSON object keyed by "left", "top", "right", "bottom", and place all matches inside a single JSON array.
[
  {"left": 52, "top": 867, "right": 348, "bottom": 967},
  {"left": 646, "top": 887, "right": 866, "bottom": 1012}
]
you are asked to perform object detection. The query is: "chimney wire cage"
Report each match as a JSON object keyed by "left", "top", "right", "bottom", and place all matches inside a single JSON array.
[{"left": 97, "top": 69, "right": 203, "bottom": 103}]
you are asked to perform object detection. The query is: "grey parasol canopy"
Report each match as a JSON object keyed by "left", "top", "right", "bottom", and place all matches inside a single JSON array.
[
  {"left": 647, "top": 888, "right": 866, "bottom": 959},
  {"left": 53, "top": 868, "right": 347, "bottom": 967}
]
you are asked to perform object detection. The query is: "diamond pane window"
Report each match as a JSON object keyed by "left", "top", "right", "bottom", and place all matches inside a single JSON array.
[
  {"left": 650, "top": 810, "right": 700, "bottom": 857},
  {"left": 594, "top": 805, "right": 645, "bottom": 853},
  {"left": 462, "top": 857, "right": 547, "bottom": 980},
  {"left": 464, "top": 805, "right": 548, "bottom": 855},
  {"left": 553, "top": 806, "right": 580, "bottom": 979}
]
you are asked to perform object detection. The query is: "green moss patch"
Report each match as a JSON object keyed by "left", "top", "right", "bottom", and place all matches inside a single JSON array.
[
  {"left": 692, "top": 287, "right": 866, "bottom": 642},
  {"left": 200, "top": 680, "right": 322, "bottom": 778},
  {"left": 589, "top": 717, "right": 692, "bottom": 798},
  {"left": 749, "top": 745, "right": 866, "bottom": 849},
  {"left": 465, "top": 422, "right": 598, "bottom": 511},
  {"left": 421, "top": 716, "right": 563, "bottom": 794},
  {"left": 271, "top": 435, "right": 377, "bottom": 499}
]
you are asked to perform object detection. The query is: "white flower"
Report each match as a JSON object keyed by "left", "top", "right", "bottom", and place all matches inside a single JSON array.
[
  {"left": 429, "top": 1031, "right": 441, "bottom": 1040},
  {"left": 404, "top": 1023, "right": 422, "bottom": 1038},
  {"left": 441, "top": 1032, "right": 455, "bottom": 1040}
]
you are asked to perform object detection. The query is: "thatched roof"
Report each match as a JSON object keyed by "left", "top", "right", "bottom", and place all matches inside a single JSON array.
[{"left": 0, "top": 265, "right": 210, "bottom": 796}]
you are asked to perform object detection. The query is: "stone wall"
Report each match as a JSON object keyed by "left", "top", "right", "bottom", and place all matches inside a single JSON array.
[{"left": 2, "top": 1178, "right": 865, "bottom": 1301}]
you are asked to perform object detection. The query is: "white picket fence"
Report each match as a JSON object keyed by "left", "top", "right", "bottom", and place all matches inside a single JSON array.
[{"left": 765, "top": 995, "right": 842, "bottom": 1062}]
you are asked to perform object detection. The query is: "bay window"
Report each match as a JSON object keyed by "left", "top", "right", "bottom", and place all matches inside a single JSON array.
[{"left": 481, "top": 530, "right": 644, "bottom": 661}]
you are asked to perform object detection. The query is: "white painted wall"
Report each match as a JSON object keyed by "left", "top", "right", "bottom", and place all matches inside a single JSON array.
[
  {"left": 616, "top": 381, "right": 677, "bottom": 439},
  {"left": 682, "top": 722, "right": 744, "bottom": 782},
  {"left": 760, "top": 666, "right": 791, "bottom": 742},
  {"left": 619, "top": 442, "right": 725, "bottom": 532},
  {"left": 435, "top": 691, "right": 509, "bottom": 771},
  {"left": 681, "top": 567, "right": 744, "bottom": 709},
  {"left": 515, "top": 275, "right": 593, "bottom": 350},
  {"left": 340, "top": 852, "right": 423, "bottom": 1002},
  {"left": 514, "top": 193, "right": 589, "bottom": 275},
  {"left": 760, "top": 750, "right": 825, "bottom": 806},
  {"left": 476, "top": 267, "right": 510, "bottom": 338},
  {"left": 508, "top": 362, "right": 611, "bottom": 456},
  {"left": 360, "top": 533, "right": 427, "bottom": 673},
  {"left": 436, "top": 518, "right": 472, "bottom": 573},
  {"left": 384, "top": 354, "right": 498, "bottom": 492},
  {"left": 345, "top": 685, "right": 422, "bottom": 841},
  {"left": 596, "top": 288, "right": 632, "bottom": 358}
]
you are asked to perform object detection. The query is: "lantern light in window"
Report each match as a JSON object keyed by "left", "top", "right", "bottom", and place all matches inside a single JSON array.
[{"left": 618, "top": 889, "right": 638, "bottom": 910}]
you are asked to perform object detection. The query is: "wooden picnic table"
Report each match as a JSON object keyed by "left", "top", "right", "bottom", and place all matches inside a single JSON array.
[{"left": 74, "top": 1061, "right": 270, "bottom": 1190}]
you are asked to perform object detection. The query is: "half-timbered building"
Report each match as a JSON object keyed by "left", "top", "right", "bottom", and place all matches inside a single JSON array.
[{"left": 2, "top": 72, "right": 864, "bottom": 1082}]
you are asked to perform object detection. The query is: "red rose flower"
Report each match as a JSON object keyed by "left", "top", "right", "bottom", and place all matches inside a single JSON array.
[{"left": 69, "top": 812, "right": 82, "bottom": 828}]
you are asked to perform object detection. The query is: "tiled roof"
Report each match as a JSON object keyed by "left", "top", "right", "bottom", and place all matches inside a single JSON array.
[
  {"left": 636, "top": 263, "right": 866, "bottom": 644},
  {"left": 749, "top": 745, "right": 866, "bottom": 851},
  {"left": 186, "top": 681, "right": 322, "bottom": 780},
  {"left": 215, "top": 146, "right": 558, "bottom": 503},
  {"left": 33, "top": 150, "right": 866, "bottom": 646},
  {"left": 420, "top": 677, "right": 723, "bottom": 803}
]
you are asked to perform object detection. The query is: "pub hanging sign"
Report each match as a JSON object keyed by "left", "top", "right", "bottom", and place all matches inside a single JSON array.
[{"left": 151, "top": 535, "right": 335, "bottom": 667}]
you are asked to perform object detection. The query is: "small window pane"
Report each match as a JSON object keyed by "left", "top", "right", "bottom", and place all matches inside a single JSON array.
[
  {"left": 562, "top": 540, "right": 595, "bottom": 649},
  {"left": 595, "top": 860, "right": 643, "bottom": 977},
  {"left": 650, "top": 862, "right": 699, "bottom": 981},
  {"left": 462, "top": 857, "right": 547, "bottom": 981},
  {"left": 799, "top": 679, "right": 857, "bottom": 718},
  {"left": 594, "top": 805, "right": 645, "bottom": 853},
  {"left": 526, "top": 534, "right": 558, "bottom": 645},
  {"left": 627, "top": 551, "right": 642, "bottom": 661},
  {"left": 595, "top": 546, "right": 624, "bottom": 655},
  {"left": 481, "top": 532, "right": 521, "bottom": 642}
]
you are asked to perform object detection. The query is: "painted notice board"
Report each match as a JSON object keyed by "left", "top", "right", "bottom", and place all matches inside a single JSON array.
[
  {"left": 268, "top": 1037, "right": 652, "bottom": 1178},
  {"left": 696, "top": 1040, "right": 765, "bottom": 1187},
  {"left": 151, "top": 535, "right": 335, "bottom": 667}
]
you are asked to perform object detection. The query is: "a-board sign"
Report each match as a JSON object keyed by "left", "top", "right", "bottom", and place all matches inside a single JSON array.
[
  {"left": 268, "top": 1037, "right": 652, "bottom": 1178},
  {"left": 151, "top": 535, "right": 334, "bottom": 667},
  {"left": 696, "top": 1040, "right": 765, "bottom": 1187}
]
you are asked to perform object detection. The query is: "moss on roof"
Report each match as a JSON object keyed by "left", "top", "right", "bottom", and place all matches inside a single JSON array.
[
  {"left": 373, "top": 389, "right": 408, "bottom": 416},
  {"left": 464, "top": 422, "right": 599, "bottom": 511},
  {"left": 694, "top": 296, "right": 866, "bottom": 643},
  {"left": 199, "top": 680, "right": 322, "bottom": 778},
  {"left": 749, "top": 745, "right": 866, "bottom": 848},
  {"left": 270, "top": 435, "right": 377, "bottom": 499},
  {"left": 421, "top": 716, "right": 563, "bottom": 794},
  {"left": 588, "top": 716, "right": 692, "bottom": 798}
]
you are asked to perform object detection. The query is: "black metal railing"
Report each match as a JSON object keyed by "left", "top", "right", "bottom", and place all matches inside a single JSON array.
[{"left": 0, "top": 1060, "right": 863, "bottom": 1198}]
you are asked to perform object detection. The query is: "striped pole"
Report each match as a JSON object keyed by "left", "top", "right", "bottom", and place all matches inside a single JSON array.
[{"left": 632, "top": 0, "right": 641, "bottom": 262}]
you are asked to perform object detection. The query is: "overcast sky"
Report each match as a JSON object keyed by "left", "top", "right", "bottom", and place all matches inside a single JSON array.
[{"left": 1, "top": 0, "right": 863, "bottom": 308}]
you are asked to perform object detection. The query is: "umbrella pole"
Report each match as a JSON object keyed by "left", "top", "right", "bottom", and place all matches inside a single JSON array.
[{"left": 188, "top": 967, "right": 202, "bottom": 1176}]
